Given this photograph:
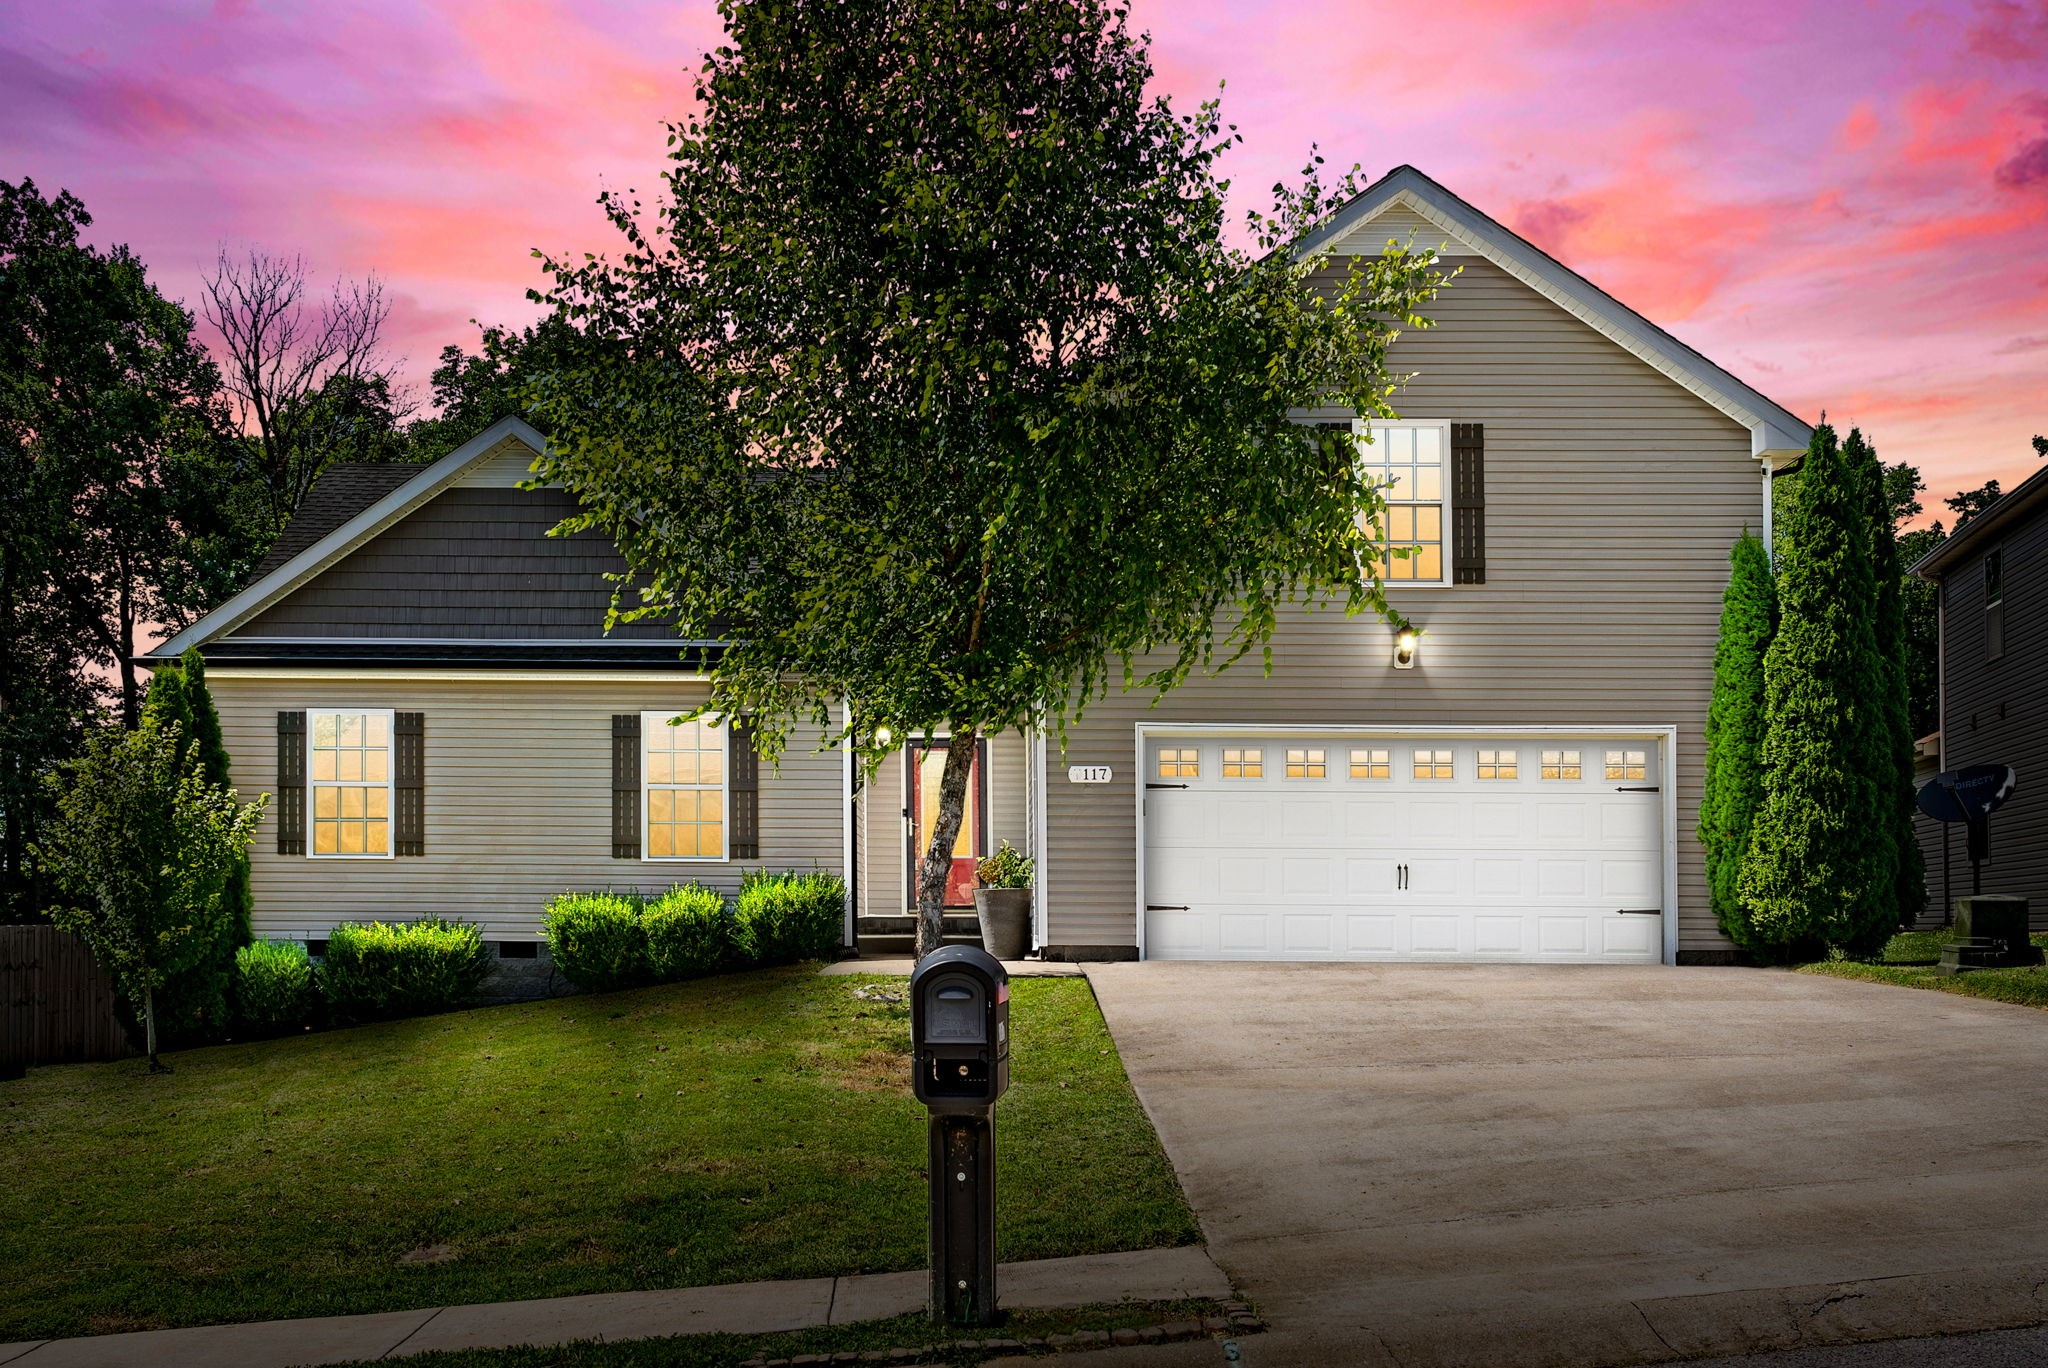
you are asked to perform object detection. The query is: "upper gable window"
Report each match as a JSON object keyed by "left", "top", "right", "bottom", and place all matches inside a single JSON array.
[{"left": 1355, "top": 422, "right": 1448, "bottom": 585}]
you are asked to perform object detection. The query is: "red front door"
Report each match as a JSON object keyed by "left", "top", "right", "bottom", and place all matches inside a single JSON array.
[{"left": 907, "top": 740, "right": 987, "bottom": 909}]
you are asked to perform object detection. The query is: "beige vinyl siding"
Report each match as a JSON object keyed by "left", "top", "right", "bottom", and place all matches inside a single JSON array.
[
  {"left": 857, "top": 730, "right": 1030, "bottom": 915},
  {"left": 212, "top": 674, "right": 844, "bottom": 940},
  {"left": 1329, "top": 204, "right": 1471, "bottom": 257},
  {"left": 1043, "top": 256, "right": 1755, "bottom": 957}
]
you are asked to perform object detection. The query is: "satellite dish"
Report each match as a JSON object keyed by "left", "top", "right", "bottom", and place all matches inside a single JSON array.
[{"left": 1916, "top": 764, "right": 2017, "bottom": 824}]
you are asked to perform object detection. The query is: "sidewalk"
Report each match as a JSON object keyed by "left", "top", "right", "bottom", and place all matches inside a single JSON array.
[{"left": 0, "top": 1246, "right": 1229, "bottom": 1368}]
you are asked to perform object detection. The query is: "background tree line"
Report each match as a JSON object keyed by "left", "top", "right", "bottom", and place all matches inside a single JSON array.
[{"left": 1, "top": 176, "right": 559, "bottom": 921}]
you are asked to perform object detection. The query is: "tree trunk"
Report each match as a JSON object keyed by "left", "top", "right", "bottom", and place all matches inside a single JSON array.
[
  {"left": 143, "top": 985, "right": 168, "bottom": 1072},
  {"left": 914, "top": 729, "right": 979, "bottom": 959},
  {"left": 115, "top": 544, "right": 138, "bottom": 728}
]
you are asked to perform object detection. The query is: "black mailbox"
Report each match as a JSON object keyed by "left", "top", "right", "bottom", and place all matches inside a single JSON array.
[{"left": 910, "top": 945, "right": 1009, "bottom": 1113}]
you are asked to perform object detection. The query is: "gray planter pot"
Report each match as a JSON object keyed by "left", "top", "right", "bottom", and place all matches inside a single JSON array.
[{"left": 973, "top": 887, "right": 1033, "bottom": 961}]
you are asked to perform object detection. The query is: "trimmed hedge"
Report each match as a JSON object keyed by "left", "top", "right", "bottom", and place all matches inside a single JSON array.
[
  {"left": 235, "top": 939, "right": 319, "bottom": 1035},
  {"left": 321, "top": 918, "right": 492, "bottom": 1021},
  {"left": 735, "top": 870, "right": 846, "bottom": 965},
  {"left": 543, "top": 891, "right": 653, "bottom": 992},
  {"left": 644, "top": 884, "right": 734, "bottom": 980},
  {"left": 543, "top": 875, "right": 841, "bottom": 993}
]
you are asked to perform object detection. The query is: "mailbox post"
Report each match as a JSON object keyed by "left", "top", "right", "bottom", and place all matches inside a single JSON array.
[{"left": 910, "top": 945, "right": 1010, "bottom": 1325}]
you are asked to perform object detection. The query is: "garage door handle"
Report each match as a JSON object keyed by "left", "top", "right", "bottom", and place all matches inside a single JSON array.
[
  {"left": 1616, "top": 908, "right": 1662, "bottom": 915},
  {"left": 1615, "top": 786, "right": 1660, "bottom": 792},
  {"left": 1145, "top": 783, "right": 1188, "bottom": 790},
  {"left": 1146, "top": 904, "right": 1190, "bottom": 912}
]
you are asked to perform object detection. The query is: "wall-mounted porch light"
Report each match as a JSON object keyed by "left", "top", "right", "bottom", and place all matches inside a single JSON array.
[{"left": 1393, "top": 628, "right": 1419, "bottom": 670}]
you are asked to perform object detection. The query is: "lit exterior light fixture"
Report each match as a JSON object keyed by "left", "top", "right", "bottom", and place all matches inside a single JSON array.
[
  {"left": 876, "top": 726, "right": 895, "bottom": 747},
  {"left": 1393, "top": 628, "right": 1419, "bottom": 670}
]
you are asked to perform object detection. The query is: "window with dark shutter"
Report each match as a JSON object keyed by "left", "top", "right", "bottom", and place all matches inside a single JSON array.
[
  {"left": 277, "top": 711, "right": 306, "bottom": 855},
  {"left": 1450, "top": 423, "right": 1486, "bottom": 584},
  {"left": 394, "top": 713, "right": 425, "bottom": 856},
  {"left": 611, "top": 714, "right": 641, "bottom": 859},
  {"left": 1987, "top": 548, "right": 2006, "bottom": 661},
  {"left": 729, "top": 719, "right": 760, "bottom": 861}
]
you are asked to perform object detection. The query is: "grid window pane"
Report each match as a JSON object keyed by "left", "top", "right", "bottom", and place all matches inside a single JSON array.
[
  {"left": 1605, "top": 749, "right": 1648, "bottom": 781},
  {"left": 644, "top": 713, "right": 727, "bottom": 859},
  {"left": 1413, "top": 748, "right": 1454, "bottom": 780},
  {"left": 1285, "top": 748, "right": 1326, "bottom": 779},
  {"left": 1156, "top": 747, "right": 1200, "bottom": 778},
  {"left": 1477, "top": 748, "right": 1519, "bottom": 780},
  {"left": 309, "top": 711, "right": 394, "bottom": 859},
  {"left": 1349, "top": 748, "right": 1391, "bottom": 779},
  {"left": 1222, "top": 747, "right": 1263, "bottom": 779},
  {"left": 1356, "top": 423, "right": 1447, "bottom": 584},
  {"left": 1540, "top": 749, "right": 1583, "bottom": 780}
]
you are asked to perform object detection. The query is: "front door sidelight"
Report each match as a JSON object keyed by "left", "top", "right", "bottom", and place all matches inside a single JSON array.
[{"left": 907, "top": 739, "right": 989, "bottom": 910}]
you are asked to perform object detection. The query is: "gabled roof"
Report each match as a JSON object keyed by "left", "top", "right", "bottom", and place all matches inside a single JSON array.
[
  {"left": 1910, "top": 461, "right": 2048, "bottom": 579},
  {"left": 245, "top": 463, "right": 426, "bottom": 583},
  {"left": 1298, "top": 166, "right": 1812, "bottom": 461},
  {"left": 151, "top": 416, "right": 552, "bottom": 660}
]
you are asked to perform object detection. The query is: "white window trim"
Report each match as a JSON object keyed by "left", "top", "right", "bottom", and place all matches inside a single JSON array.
[
  {"left": 641, "top": 710, "right": 731, "bottom": 863},
  {"left": 306, "top": 707, "right": 396, "bottom": 861},
  {"left": 1355, "top": 418, "right": 1453, "bottom": 588}
]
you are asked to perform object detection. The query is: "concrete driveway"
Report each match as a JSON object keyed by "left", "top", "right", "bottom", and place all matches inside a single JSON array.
[{"left": 1084, "top": 964, "right": 2048, "bottom": 1368}]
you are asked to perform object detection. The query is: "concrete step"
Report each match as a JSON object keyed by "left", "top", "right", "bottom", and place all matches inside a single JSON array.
[
  {"left": 857, "top": 914, "right": 981, "bottom": 937},
  {"left": 854, "top": 931, "right": 984, "bottom": 958}
]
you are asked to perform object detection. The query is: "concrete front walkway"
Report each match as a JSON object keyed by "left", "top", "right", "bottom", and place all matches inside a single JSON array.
[
  {"left": 1085, "top": 963, "right": 2048, "bottom": 1368},
  {"left": 0, "top": 1246, "right": 1229, "bottom": 1368}
]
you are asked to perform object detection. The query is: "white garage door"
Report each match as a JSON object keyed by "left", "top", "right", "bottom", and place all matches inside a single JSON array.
[{"left": 1142, "top": 735, "right": 1665, "bottom": 963}]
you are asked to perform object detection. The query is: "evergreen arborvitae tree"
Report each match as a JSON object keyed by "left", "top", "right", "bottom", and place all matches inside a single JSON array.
[
  {"left": 1849, "top": 429, "right": 1926, "bottom": 931},
  {"left": 136, "top": 649, "right": 250, "bottom": 1043},
  {"left": 1738, "top": 423, "right": 1893, "bottom": 957},
  {"left": 1699, "top": 530, "right": 1776, "bottom": 952}
]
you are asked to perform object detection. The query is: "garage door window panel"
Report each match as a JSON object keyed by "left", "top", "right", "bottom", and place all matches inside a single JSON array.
[
  {"left": 1413, "top": 749, "right": 1454, "bottom": 780},
  {"left": 1605, "top": 749, "right": 1648, "bottom": 781},
  {"left": 1350, "top": 748, "right": 1390, "bottom": 779},
  {"left": 1285, "top": 748, "right": 1326, "bottom": 779},
  {"left": 1157, "top": 747, "right": 1200, "bottom": 778},
  {"left": 1223, "top": 748, "right": 1263, "bottom": 779},
  {"left": 1477, "top": 749, "right": 1518, "bottom": 780},
  {"left": 1541, "top": 749, "right": 1582, "bottom": 780}
]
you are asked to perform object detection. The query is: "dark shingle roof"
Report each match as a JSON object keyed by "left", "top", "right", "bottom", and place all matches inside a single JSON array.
[{"left": 247, "top": 463, "right": 430, "bottom": 584}]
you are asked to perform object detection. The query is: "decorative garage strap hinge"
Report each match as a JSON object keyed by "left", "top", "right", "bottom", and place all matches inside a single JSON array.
[
  {"left": 276, "top": 711, "right": 306, "bottom": 856},
  {"left": 1450, "top": 423, "right": 1485, "bottom": 585}
]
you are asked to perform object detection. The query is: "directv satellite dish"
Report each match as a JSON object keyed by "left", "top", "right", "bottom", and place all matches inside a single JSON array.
[{"left": 1916, "top": 764, "right": 2017, "bottom": 901}]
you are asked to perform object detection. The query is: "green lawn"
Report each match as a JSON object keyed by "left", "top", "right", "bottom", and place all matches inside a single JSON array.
[
  {"left": 1796, "top": 929, "right": 2048, "bottom": 1009},
  {"left": 0, "top": 968, "right": 1197, "bottom": 1342},
  {"left": 330, "top": 1300, "right": 1235, "bottom": 1368}
]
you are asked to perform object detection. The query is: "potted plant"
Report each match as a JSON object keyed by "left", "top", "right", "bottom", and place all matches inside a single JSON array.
[{"left": 973, "top": 842, "right": 1034, "bottom": 960}]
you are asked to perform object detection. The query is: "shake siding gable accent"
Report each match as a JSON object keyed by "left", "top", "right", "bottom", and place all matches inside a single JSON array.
[
  {"left": 394, "top": 712, "right": 425, "bottom": 856},
  {"left": 612, "top": 714, "right": 641, "bottom": 859},
  {"left": 1042, "top": 255, "right": 1753, "bottom": 958},
  {"left": 276, "top": 712, "right": 306, "bottom": 855},
  {"left": 1450, "top": 424, "right": 1486, "bottom": 584},
  {"left": 213, "top": 678, "right": 844, "bottom": 939}
]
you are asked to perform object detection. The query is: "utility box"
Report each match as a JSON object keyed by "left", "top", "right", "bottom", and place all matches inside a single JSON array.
[
  {"left": 1939, "top": 895, "right": 2042, "bottom": 973},
  {"left": 910, "top": 946, "right": 1010, "bottom": 1114}
]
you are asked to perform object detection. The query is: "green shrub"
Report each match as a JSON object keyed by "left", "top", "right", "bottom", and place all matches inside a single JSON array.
[
  {"left": 644, "top": 884, "right": 734, "bottom": 980},
  {"left": 235, "top": 939, "right": 318, "bottom": 1035},
  {"left": 320, "top": 918, "right": 492, "bottom": 1021},
  {"left": 542, "top": 890, "right": 653, "bottom": 992},
  {"left": 976, "top": 840, "right": 1034, "bottom": 889},
  {"left": 734, "top": 870, "right": 846, "bottom": 964}
]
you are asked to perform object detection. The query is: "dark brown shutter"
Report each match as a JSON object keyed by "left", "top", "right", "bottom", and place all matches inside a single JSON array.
[
  {"left": 611, "top": 714, "right": 641, "bottom": 859},
  {"left": 276, "top": 711, "right": 306, "bottom": 855},
  {"left": 729, "top": 719, "right": 760, "bottom": 861},
  {"left": 1450, "top": 422, "right": 1486, "bottom": 585},
  {"left": 393, "top": 713, "right": 425, "bottom": 857}
]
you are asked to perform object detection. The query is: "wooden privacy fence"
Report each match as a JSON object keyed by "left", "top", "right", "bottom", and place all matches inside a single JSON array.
[{"left": 1, "top": 924, "right": 135, "bottom": 1079}]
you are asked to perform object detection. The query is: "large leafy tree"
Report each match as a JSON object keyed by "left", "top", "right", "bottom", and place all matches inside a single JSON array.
[
  {"left": 1698, "top": 530, "right": 1775, "bottom": 952},
  {"left": 1739, "top": 424, "right": 1893, "bottom": 956},
  {"left": 527, "top": 0, "right": 1443, "bottom": 953},
  {"left": 35, "top": 714, "right": 265, "bottom": 1070},
  {"left": 1, "top": 179, "right": 242, "bottom": 917},
  {"left": 406, "top": 317, "right": 578, "bottom": 463}
]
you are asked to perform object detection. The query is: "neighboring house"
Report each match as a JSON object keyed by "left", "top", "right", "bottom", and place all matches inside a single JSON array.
[
  {"left": 1909, "top": 464, "right": 2048, "bottom": 926},
  {"left": 146, "top": 165, "right": 1811, "bottom": 968}
]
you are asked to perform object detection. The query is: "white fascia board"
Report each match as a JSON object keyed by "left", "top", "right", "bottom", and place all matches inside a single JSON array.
[
  {"left": 1298, "top": 168, "right": 1813, "bottom": 464},
  {"left": 155, "top": 416, "right": 551, "bottom": 658}
]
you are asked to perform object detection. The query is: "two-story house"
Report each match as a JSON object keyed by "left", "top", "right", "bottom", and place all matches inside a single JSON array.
[
  {"left": 1910, "top": 463, "right": 2048, "bottom": 924},
  {"left": 147, "top": 166, "right": 1812, "bottom": 969}
]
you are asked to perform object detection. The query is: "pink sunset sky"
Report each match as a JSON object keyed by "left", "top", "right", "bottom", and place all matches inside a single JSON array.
[{"left": 4, "top": 0, "right": 2046, "bottom": 509}]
